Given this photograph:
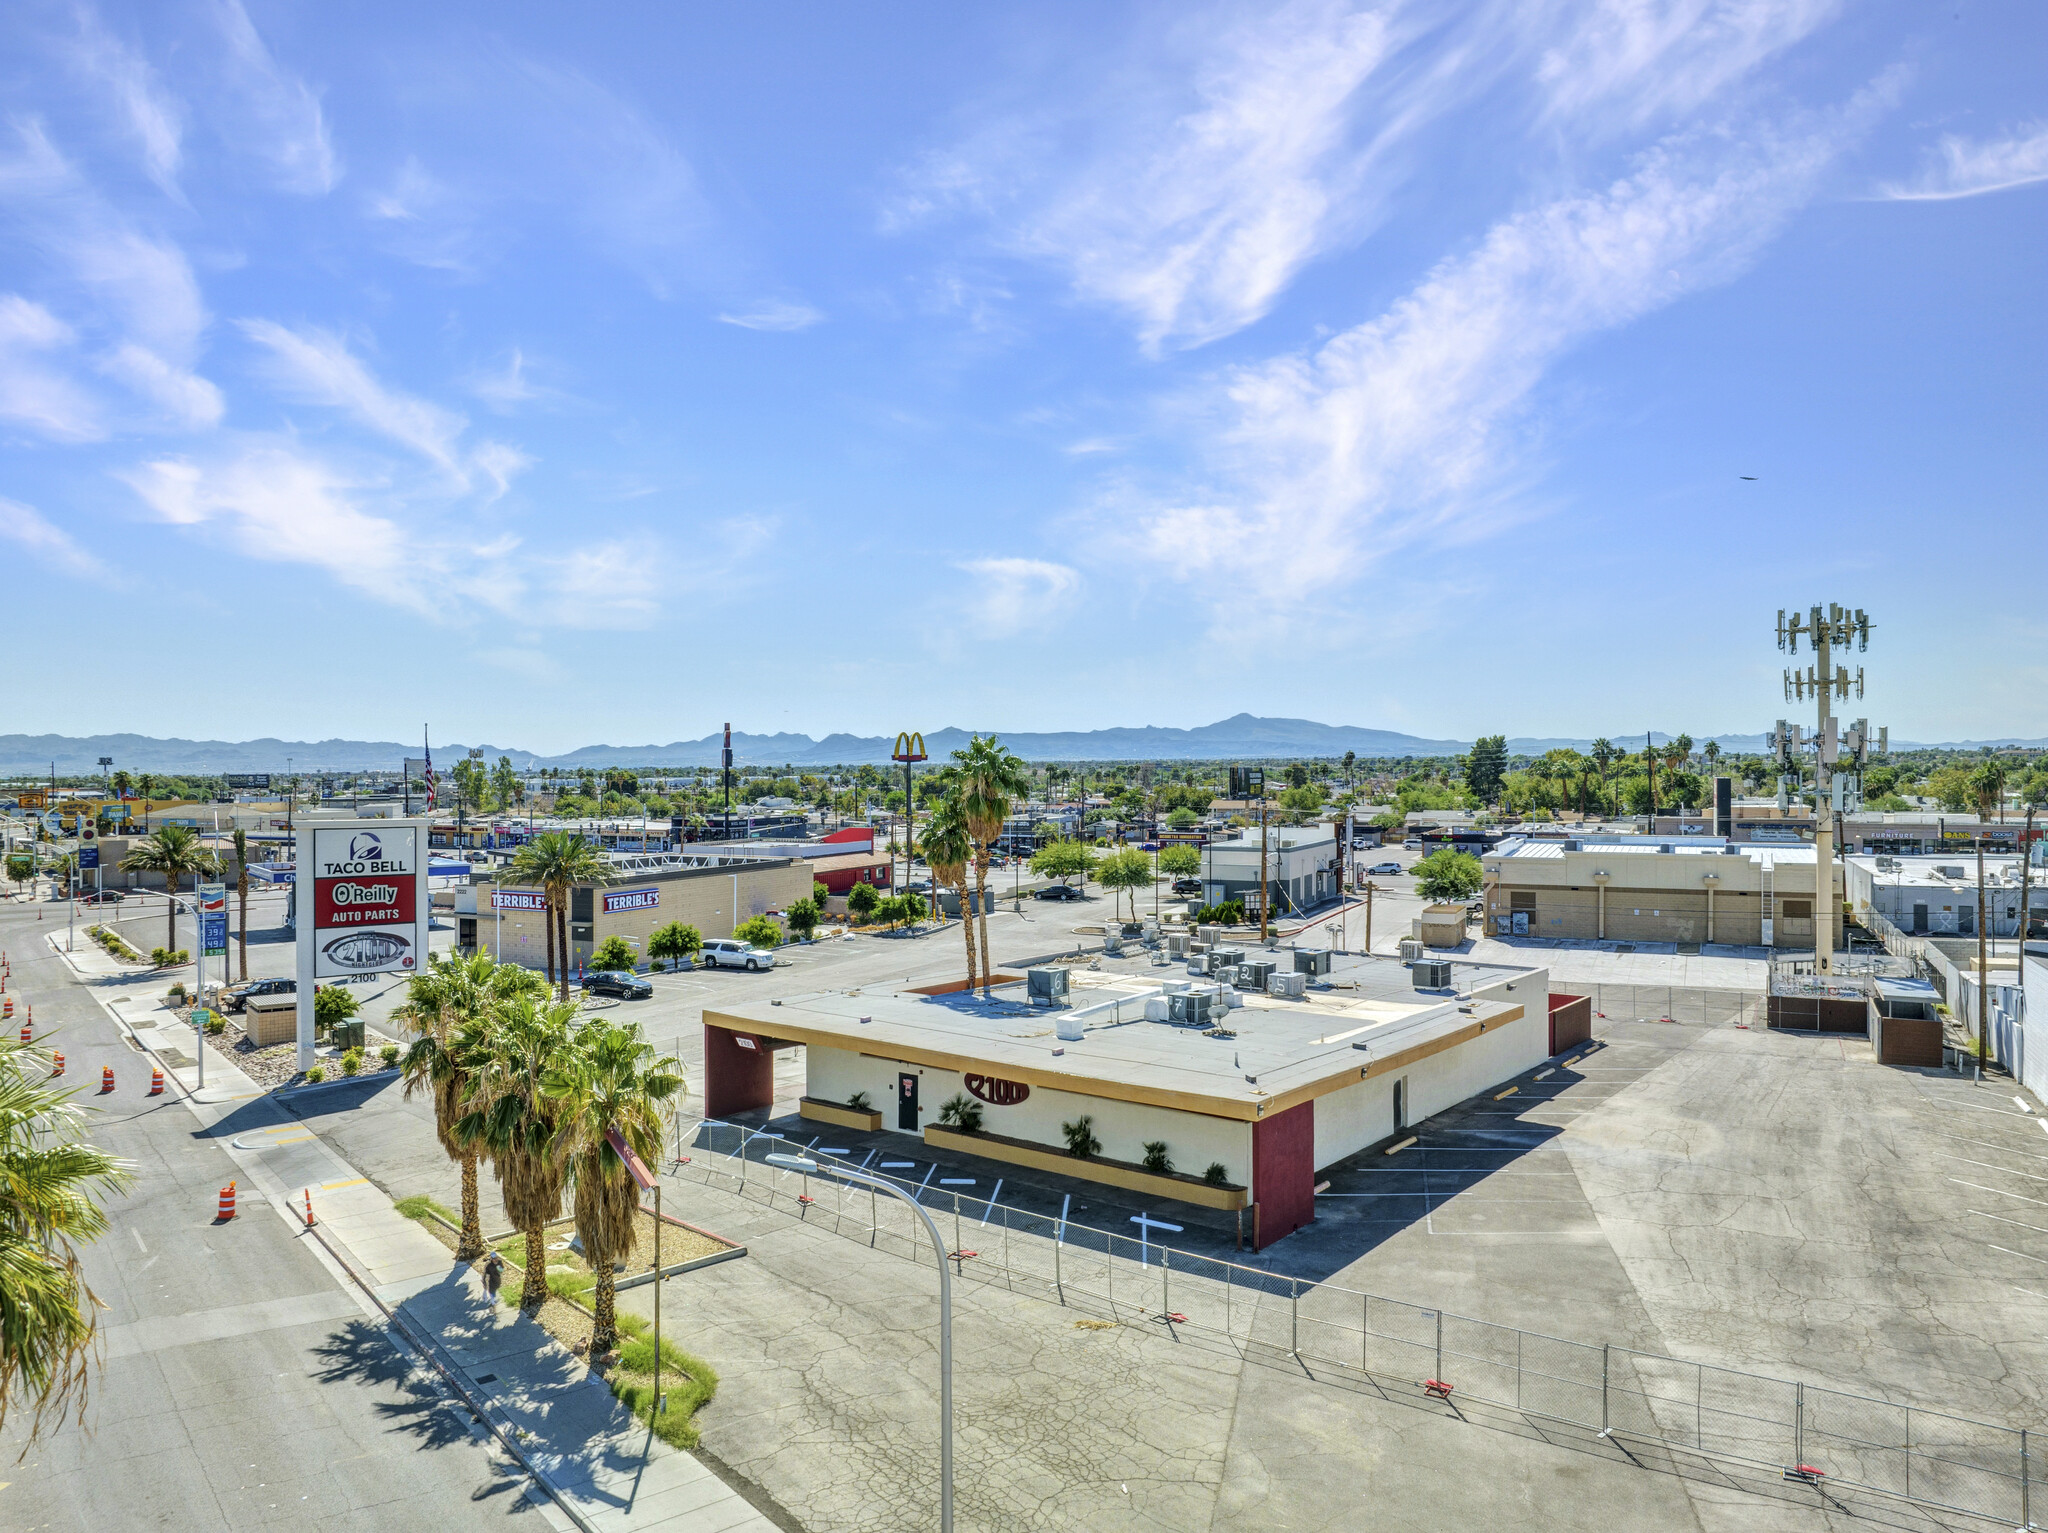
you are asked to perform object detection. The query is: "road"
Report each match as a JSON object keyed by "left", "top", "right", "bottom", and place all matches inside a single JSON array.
[{"left": 0, "top": 898, "right": 555, "bottom": 1533}]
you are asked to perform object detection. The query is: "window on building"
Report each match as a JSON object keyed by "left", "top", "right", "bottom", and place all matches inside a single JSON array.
[
  {"left": 1779, "top": 899, "right": 1811, "bottom": 920},
  {"left": 1510, "top": 892, "right": 1536, "bottom": 912}
]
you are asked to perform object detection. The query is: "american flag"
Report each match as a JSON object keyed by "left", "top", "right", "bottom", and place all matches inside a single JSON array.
[{"left": 424, "top": 736, "right": 438, "bottom": 810}]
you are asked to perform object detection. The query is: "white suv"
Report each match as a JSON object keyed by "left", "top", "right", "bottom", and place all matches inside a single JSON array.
[{"left": 699, "top": 938, "right": 775, "bottom": 972}]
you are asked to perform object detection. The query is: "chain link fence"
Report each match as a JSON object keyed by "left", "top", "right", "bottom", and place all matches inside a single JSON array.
[
  {"left": 1575, "top": 984, "right": 1767, "bottom": 1026},
  {"left": 675, "top": 1119, "right": 2038, "bottom": 1527}
]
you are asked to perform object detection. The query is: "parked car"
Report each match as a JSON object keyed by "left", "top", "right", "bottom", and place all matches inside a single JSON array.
[
  {"left": 1364, "top": 861, "right": 1402, "bottom": 876},
  {"left": 699, "top": 938, "right": 775, "bottom": 971},
  {"left": 77, "top": 890, "right": 126, "bottom": 904},
  {"left": 582, "top": 970, "right": 653, "bottom": 999},
  {"left": 1403, "top": 839, "right": 1423, "bottom": 850},
  {"left": 1034, "top": 883, "right": 1085, "bottom": 901},
  {"left": 222, "top": 976, "right": 296, "bottom": 1013},
  {"left": 1171, "top": 877, "right": 1203, "bottom": 895}
]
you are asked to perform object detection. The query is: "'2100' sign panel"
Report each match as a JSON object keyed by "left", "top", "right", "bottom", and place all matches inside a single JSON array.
[{"left": 311, "top": 825, "right": 422, "bottom": 978}]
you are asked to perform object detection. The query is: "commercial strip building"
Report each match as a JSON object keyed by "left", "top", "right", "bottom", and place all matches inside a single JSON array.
[
  {"left": 1845, "top": 853, "right": 2044, "bottom": 938},
  {"left": 701, "top": 956, "right": 1582, "bottom": 1250},
  {"left": 1481, "top": 833, "right": 1843, "bottom": 949},
  {"left": 467, "top": 855, "right": 813, "bottom": 971},
  {"left": 1199, "top": 826, "right": 1340, "bottom": 916}
]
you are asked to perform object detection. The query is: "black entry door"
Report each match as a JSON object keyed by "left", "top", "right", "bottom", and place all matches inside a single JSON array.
[
  {"left": 898, "top": 1072, "right": 920, "bottom": 1131},
  {"left": 1393, "top": 1077, "right": 1407, "bottom": 1134}
]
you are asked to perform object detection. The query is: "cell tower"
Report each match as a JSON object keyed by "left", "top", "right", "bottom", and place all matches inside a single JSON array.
[{"left": 1773, "top": 604, "right": 1888, "bottom": 976}]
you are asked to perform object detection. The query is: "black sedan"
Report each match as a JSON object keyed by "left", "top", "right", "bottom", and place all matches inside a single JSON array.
[
  {"left": 583, "top": 970, "right": 653, "bottom": 999},
  {"left": 1171, "top": 877, "right": 1203, "bottom": 895},
  {"left": 1033, "top": 883, "right": 1085, "bottom": 902}
]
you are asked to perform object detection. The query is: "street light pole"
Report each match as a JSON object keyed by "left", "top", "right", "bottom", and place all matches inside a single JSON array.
[{"left": 767, "top": 1153, "right": 952, "bottom": 1531}]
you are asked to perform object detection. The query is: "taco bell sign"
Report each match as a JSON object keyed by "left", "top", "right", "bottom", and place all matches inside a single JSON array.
[{"left": 295, "top": 818, "right": 429, "bottom": 1071}]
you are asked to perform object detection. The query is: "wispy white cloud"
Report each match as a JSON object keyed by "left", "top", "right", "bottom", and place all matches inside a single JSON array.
[
  {"left": 363, "top": 155, "right": 478, "bottom": 272},
  {"left": 716, "top": 300, "right": 823, "bottom": 332},
  {"left": 0, "top": 294, "right": 104, "bottom": 441},
  {"left": 555, "top": 539, "right": 666, "bottom": 626},
  {"left": 956, "top": 556, "right": 1082, "bottom": 636},
  {"left": 1877, "top": 122, "right": 2048, "bottom": 202},
  {"left": 0, "top": 495, "right": 107, "bottom": 577},
  {"left": 210, "top": 0, "right": 338, "bottom": 194},
  {"left": 238, "top": 319, "right": 469, "bottom": 478},
  {"left": 1124, "top": 103, "right": 1882, "bottom": 607},
  {"left": 467, "top": 349, "right": 544, "bottom": 410},
  {"left": 63, "top": 4, "right": 185, "bottom": 198},
  {"left": 100, "top": 341, "right": 223, "bottom": 429}
]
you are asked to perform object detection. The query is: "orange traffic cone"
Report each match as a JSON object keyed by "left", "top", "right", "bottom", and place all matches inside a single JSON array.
[
  {"left": 303, "top": 1188, "right": 315, "bottom": 1227},
  {"left": 18, "top": 1023, "right": 28, "bottom": 1045},
  {"left": 52, "top": 1050, "right": 64, "bottom": 1077},
  {"left": 101, "top": 1065, "right": 114, "bottom": 1094},
  {"left": 149, "top": 1066, "right": 164, "bottom": 1095},
  {"left": 2, "top": 997, "right": 12, "bottom": 1020},
  {"left": 217, "top": 1182, "right": 236, "bottom": 1221}
]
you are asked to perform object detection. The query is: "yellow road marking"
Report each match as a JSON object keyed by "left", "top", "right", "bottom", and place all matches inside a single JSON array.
[{"left": 320, "top": 1176, "right": 369, "bottom": 1192}]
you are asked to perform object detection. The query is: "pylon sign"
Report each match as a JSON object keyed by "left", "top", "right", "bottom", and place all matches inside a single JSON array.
[
  {"left": 198, "top": 884, "right": 228, "bottom": 958},
  {"left": 294, "top": 818, "right": 428, "bottom": 1069},
  {"left": 892, "top": 731, "right": 927, "bottom": 764}
]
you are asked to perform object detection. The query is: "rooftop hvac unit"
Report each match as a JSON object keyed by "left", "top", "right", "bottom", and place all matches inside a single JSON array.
[
  {"left": 1293, "top": 949, "right": 1332, "bottom": 977},
  {"left": 1103, "top": 932, "right": 1123, "bottom": 956},
  {"left": 1187, "top": 955, "right": 1211, "bottom": 976},
  {"left": 1211, "top": 948, "right": 1244, "bottom": 969},
  {"left": 1412, "top": 959, "right": 1453, "bottom": 991},
  {"left": 1167, "top": 934, "right": 1190, "bottom": 957},
  {"left": 1056, "top": 1012, "right": 1085, "bottom": 1041},
  {"left": 1240, "top": 959, "right": 1276, "bottom": 991},
  {"left": 1188, "top": 940, "right": 1210, "bottom": 955},
  {"left": 1028, "top": 967, "right": 1070, "bottom": 1003},
  {"left": 1143, "top": 996, "right": 1170, "bottom": 1021},
  {"left": 1168, "top": 991, "right": 1214, "bottom": 1026},
  {"left": 1398, "top": 937, "right": 1426, "bottom": 962},
  {"left": 1268, "top": 971, "right": 1306, "bottom": 1000},
  {"left": 1199, "top": 924, "right": 1222, "bottom": 944}
]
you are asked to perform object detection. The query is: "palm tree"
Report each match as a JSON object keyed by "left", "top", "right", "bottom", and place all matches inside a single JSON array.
[
  {"left": 229, "top": 828, "right": 252, "bottom": 981},
  {"left": 456, "top": 993, "right": 577, "bottom": 1311},
  {"left": 508, "top": 831, "right": 615, "bottom": 1001},
  {"left": 954, "top": 735, "right": 1031, "bottom": 991},
  {"left": 544, "top": 1018, "right": 684, "bottom": 1355},
  {"left": 921, "top": 797, "right": 976, "bottom": 988},
  {"left": 396, "top": 952, "right": 546, "bottom": 1262},
  {"left": 1969, "top": 759, "right": 2010, "bottom": 824},
  {"left": 0, "top": 1036, "right": 133, "bottom": 1441},
  {"left": 118, "top": 824, "right": 217, "bottom": 951}
]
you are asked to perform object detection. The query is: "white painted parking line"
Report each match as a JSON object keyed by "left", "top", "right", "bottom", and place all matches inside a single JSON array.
[
  {"left": 979, "top": 1180, "right": 1003, "bottom": 1224},
  {"left": 859, "top": 1150, "right": 877, "bottom": 1169},
  {"left": 939, "top": 1177, "right": 975, "bottom": 1186},
  {"left": 1929, "top": 1129, "right": 2048, "bottom": 1163},
  {"left": 915, "top": 1164, "right": 938, "bottom": 1200},
  {"left": 1940, "top": 1154, "right": 2048, "bottom": 1183},
  {"left": 1990, "top": 1245, "right": 2048, "bottom": 1266},
  {"left": 1949, "top": 1178, "right": 2048, "bottom": 1207},
  {"left": 2017, "top": 1097, "right": 2033, "bottom": 1114},
  {"left": 818, "top": 1147, "right": 851, "bottom": 1155},
  {"left": 880, "top": 1160, "right": 915, "bottom": 1169},
  {"left": 1971, "top": 1210, "right": 2048, "bottom": 1236}
]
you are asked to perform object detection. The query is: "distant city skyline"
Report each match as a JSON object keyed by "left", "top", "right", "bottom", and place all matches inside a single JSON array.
[{"left": 1, "top": 2, "right": 2042, "bottom": 750}]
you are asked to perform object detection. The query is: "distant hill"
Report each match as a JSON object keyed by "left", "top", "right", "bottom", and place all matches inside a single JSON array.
[{"left": 0, "top": 719, "right": 2033, "bottom": 775}]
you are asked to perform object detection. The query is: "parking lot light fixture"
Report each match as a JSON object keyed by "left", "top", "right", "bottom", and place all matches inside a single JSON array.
[{"left": 765, "top": 1151, "right": 953, "bottom": 1532}]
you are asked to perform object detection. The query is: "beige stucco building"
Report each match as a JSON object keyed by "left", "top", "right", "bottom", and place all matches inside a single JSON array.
[{"left": 1481, "top": 834, "right": 1842, "bottom": 949}]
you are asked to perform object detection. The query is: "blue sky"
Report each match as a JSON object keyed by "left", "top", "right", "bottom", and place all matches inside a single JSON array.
[{"left": 2, "top": 0, "right": 2043, "bottom": 753}]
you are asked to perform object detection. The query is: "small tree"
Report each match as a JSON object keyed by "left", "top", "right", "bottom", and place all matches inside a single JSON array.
[
  {"left": 1413, "top": 849, "right": 1484, "bottom": 904},
  {"left": 313, "top": 985, "right": 360, "bottom": 1032},
  {"left": 812, "top": 880, "right": 831, "bottom": 907},
  {"left": 1061, "top": 1115, "right": 1101, "bottom": 1160},
  {"left": 936, "top": 1093, "right": 984, "bottom": 1133},
  {"left": 786, "top": 897, "right": 821, "bottom": 939},
  {"left": 1157, "top": 843, "right": 1201, "bottom": 878},
  {"left": 733, "top": 915, "right": 783, "bottom": 948},
  {"left": 646, "top": 922, "right": 702, "bottom": 971},
  {"left": 1030, "top": 839, "right": 1097, "bottom": 888},
  {"left": 589, "top": 935, "right": 637, "bottom": 973},
  {"left": 846, "top": 882, "right": 881, "bottom": 921},
  {"left": 1166, "top": 807, "right": 1198, "bottom": 831},
  {"left": 1141, "top": 1140, "right": 1172, "bottom": 1174},
  {"left": 1094, "top": 847, "right": 1152, "bottom": 922}
]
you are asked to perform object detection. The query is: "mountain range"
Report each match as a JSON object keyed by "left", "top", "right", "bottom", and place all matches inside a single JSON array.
[{"left": 3, "top": 718, "right": 2037, "bottom": 776}]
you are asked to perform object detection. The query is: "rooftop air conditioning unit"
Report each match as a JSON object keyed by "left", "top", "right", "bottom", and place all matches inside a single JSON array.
[
  {"left": 1103, "top": 932, "right": 1123, "bottom": 956},
  {"left": 1028, "top": 967, "right": 1070, "bottom": 1004},
  {"left": 1412, "top": 958, "right": 1453, "bottom": 990},
  {"left": 1187, "top": 955, "right": 1211, "bottom": 976},
  {"left": 1167, "top": 934, "right": 1190, "bottom": 957},
  {"left": 1168, "top": 991, "right": 1214, "bottom": 1026},
  {"left": 1268, "top": 971, "right": 1306, "bottom": 1000},
  {"left": 1294, "top": 949, "right": 1332, "bottom": 977},
  {"left": 1241, "top": 959, "right": 1276, "bottom": 991},
  {"left": 1211, "top": 948, "right": 1244, "bottom": 969}
]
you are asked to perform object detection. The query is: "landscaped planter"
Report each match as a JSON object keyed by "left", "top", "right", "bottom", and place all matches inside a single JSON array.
[
  {"left": 924, "top": 1124, "right": 1247, "bottom": 1211},
  {"left": 800, "top": 1097, "right": 884, "bottom": 1132}
]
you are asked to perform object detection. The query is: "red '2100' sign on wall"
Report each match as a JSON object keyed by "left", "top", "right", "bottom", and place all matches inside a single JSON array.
[{"left": 964, "top": 1073, "right": 1029, "bottom": 1106}]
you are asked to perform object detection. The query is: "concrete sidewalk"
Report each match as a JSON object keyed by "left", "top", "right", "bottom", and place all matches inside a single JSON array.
[{"left": 82, "top": 974, "right": 781, "bottom": 1533}]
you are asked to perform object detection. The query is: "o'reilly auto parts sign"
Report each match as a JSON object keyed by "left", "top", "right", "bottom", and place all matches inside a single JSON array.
[{"left": 309, "top": 823, "right": 425, "bottom": 978}]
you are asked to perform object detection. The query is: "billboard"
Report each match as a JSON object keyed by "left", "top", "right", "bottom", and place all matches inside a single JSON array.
[
  {"left": 224, "top": 773, "right": 272, "bottom": 789},
  {"left": 305, "top": 822, "right": 426, "bottom": 978}
]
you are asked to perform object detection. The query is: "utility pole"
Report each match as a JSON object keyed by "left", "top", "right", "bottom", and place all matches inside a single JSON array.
[
  {"left": 2018, "top": 807, "right": 2035, "bottom": 1019},
  {"left": 722, "top": 723, "right": 733, "bottom": 838},
  {"left": 1259, "top": 773, "right": 1271, "bottom": 942},
  {"left": 1777, "top": 604, "right": 1880, "bottom": 978}
]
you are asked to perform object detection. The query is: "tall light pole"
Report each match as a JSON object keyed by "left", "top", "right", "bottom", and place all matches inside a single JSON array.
[{"left": 768, "top": 1153, "right": 953, "bottom": 1531}]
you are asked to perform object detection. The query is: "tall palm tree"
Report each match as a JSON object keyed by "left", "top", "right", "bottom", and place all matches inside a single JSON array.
[
  {"left": 118, "top": 824, "right": 217, "bottom": 951},
  {"left": 508, "top": 831, "right": 615, "bottom": 1001},
  {"left": 0, "top": 1036, "right": 133, "bottom": 1441},
  {"left": 544, "top": 1018, "right": 684, "bottom": 1355},
  {"left": 954, "top": 735, "right": 1030, "bottom": 991},
  {"left": 229, "top": 827, "right": 252, "bottom": 981},
  {"left": 921, "top": 797, "right": 976, "bottom": 988},
  {"left": 396, "top": 952, "right": 546, "bottom": 1261},
  {"left": 1969, "top": 759, "right": 2010, "bottom": 824},
  {"left": 456, "top": 993, "right": 577, "bottom": 1311},
  {"left": 1590, "top": 738, "right": 1615, "bottom": 811}
]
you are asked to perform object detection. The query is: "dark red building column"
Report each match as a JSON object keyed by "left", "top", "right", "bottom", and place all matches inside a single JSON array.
[
  {"left": 1251, "top": 1100, "right": 1315, "bottom": 1250},
  {"left": 703, "top": 1023, "right": 775, "bottom": 1119}
]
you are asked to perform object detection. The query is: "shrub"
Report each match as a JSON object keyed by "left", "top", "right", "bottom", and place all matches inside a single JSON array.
[
  {"left": 936, "top": 1093, "right": 984, "bottom": 1133},
  {"left": 733, "top": 915, "right": 782, "bottom": 949},
  {"left": 846, "top": 882, "right": 880, "bottom": 920},
  {"left": 394, "top": 1194, "right": 456, "bottom": 1223},
  {"left": 785, "top": 897, "right": 820, "bottom": 939},
  {"left": 589, "top": 935, "right": 637, "bottom": 973},
  {"left": 812, "top": 880, "right": 831, "bottom": 907},
  {"left": 304, "top": 1066, "right": 326, "bottom": 1084},
  {"left": 166, "top": 979, "right": 188, "bottom": 1001},
  {"left": 1141, "top": 1140, "right": 1172, "bottom": 1174},
  {"left": 380, "top": 1044, "right": 400, "bottom": 1069},
  {"left": 846, "top": 1090, "right": 872, "bottom": 1112},
  {"left": 204, "top": 1015, "right": 226, "bottom": 1035},
  {"left": 340, "top": 1047, "right": 363, "bottom": 1077},
  {"left": 1202, "top": 1162, "right": 1230, "bottom": 1187},
  {"left": 1061, "top": 1115, "right": 1101, "bottom": 1160},
  {"left": 1194, "top": 901, "right": 1245, "bottom": 927},
  {"left": 313, "top": 985, "right": 359, "bottom": 1031}
]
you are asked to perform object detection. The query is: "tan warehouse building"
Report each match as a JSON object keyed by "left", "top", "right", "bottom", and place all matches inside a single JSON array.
[
  {"left": 469, "top": 857, "right": 814, "bottom": 972},
  {"left": 1481, "top": 834, "right": 1842, "bottom": 950}
]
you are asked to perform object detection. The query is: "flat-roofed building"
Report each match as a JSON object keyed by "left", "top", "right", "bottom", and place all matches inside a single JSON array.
[
  {"left": 701, "top": 956, "right": 1566, "bottom": 1249},
  {"left": 1200, "top": 826, "right": 1339, "bottom": 916},
  {"left": 1482, "top": 834, "right": 1843, "bottom": 949},
  {"left": 1845, "top": 853, "right": 2043, "bottom": 937}
]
